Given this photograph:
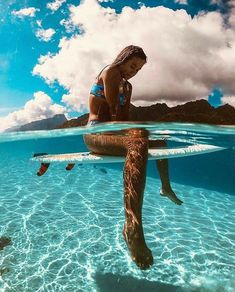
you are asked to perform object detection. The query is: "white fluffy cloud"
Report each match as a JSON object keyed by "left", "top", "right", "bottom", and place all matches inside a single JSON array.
[
  {"left": 98, "top": 0, "right": 114, "bottom": 3},
  {"left": 0, "top": 91, "right": 67, "bottom": 132},
  {"left": 221, "top": 95, "right": 235, "bottom": 107},
  {"left": 59, "top": 18, "right": 75, "bottom": 33},
  {"left": 33, "top": 0, "right": 235, "bottom": 111},
  {"left": 12, "top": 7, "right": 38, "bottom": 18},
  {"left": 47, "top": 0, "right": 67, "bottom": 12},
  {"left": 175, "top": 0, "right": 187, "bottom": 4},
  {"left": 36, "top": 28, "right": 56, "bottom": 42}
]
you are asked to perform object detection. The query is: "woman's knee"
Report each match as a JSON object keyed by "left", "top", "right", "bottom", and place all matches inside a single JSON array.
[
  {"left": 125, "top": 138, "right": 149, "bottom": 160},
  {"left": 83, "top": 134, "right": 94, "bottom": 150}
]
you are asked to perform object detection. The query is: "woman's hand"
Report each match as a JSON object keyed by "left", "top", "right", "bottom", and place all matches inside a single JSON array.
[
  {"left": 118, "top": 81, "right": 132, "bottom": 121},
  {"left": 111, "top": 113, "right": 118, "bottom": 121}
]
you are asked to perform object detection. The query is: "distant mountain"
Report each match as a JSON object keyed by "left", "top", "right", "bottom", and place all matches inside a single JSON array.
[
  {"left": 129, "top": 99, "right": 235, "bottom": 124},
  {"left": 56, "top": 113, "right": 89, "bottom": 129},
  {"left": 6, "top": 100, "right": 234, "bottom": 132},
  {"left": 57, "top": 99, "right": 235, "bottom": 128},
  {"left": 5, "top": 114, "right": 67, "bottom": 132}
]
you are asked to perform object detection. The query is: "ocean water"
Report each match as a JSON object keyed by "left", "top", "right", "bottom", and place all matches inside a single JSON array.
[{"left": 0, "top": 122, "right": 234, "bottom": 292}]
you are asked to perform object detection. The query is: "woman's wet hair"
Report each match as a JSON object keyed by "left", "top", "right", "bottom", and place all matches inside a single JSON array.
[{"left": 112, "top": 45, "right": 147, "bottom": 66}]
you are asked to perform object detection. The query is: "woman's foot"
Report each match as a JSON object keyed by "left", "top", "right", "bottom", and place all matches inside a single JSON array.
[
  {"left": 160, "top": 188, "right": 183, "bottom": 205},
  {"left": 122, "top": 225, "right": 153, "bottom": 270}
]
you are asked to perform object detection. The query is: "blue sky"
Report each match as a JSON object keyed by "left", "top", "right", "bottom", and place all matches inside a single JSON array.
[{"left": 0, "top": 0, "right": 235, "bottom": 130}]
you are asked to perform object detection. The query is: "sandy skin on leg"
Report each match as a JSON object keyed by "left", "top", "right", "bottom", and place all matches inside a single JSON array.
[
  {"left": 84, "top": 129, "right": 153, "bottom": 269},
  {"left": 123, "top": 134, "right": 153, "bottom": 269}
]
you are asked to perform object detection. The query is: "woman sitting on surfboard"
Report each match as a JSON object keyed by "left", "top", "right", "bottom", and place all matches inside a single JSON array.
[
  {"left": 37, "top": 45, "right": 183, "bottom": 269},
  {"left": 82, "top": 45, "right": 183, "bottom": 269}
]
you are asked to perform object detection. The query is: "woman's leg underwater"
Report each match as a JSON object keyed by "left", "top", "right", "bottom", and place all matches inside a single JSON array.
[
  {"left": 149, "top": 139, "right": 183, "bottom": 205},
  {"left": 123, "top": 134, "right": 153, "bottom": 269},
  {"left": 84, "top": 131, "right": 153, "bottom": 269}
]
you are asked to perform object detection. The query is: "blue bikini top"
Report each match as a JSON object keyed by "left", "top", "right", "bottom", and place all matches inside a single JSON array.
[
  {"left": 90, "top": 83, "right": 126, "bottom": 106},
  {"left": 90, "top": 65, "right": 126, "bottom": 106}
]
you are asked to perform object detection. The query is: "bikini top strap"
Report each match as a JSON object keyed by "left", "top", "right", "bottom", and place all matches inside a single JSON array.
[
  {"left": 96, "top": 64, "right": 127, "bottom": 85},
  {"left": 96, "top": 64, "right": 110, "bottom": 80}
]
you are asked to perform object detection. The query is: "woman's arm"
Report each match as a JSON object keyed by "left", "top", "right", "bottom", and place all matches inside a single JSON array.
[
  {"left": 102, "top": 67, "right": 122, "bottom": 121},
  {"left": 119, "top": 81, "right": 132, "bottom": 121}
]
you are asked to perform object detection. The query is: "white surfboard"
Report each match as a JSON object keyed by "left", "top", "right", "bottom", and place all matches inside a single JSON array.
[{"left": 32, "top": 144, "right": 225, "bottom": 164}]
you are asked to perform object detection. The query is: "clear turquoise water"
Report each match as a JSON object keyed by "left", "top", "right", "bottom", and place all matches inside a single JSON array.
[{"left": 0, "top": 123, "right": 235, "bottom": 292}]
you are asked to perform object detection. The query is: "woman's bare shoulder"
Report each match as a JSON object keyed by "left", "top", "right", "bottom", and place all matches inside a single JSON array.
[{"left": 102, "top": 65, "right": 122, "bottom": 82}]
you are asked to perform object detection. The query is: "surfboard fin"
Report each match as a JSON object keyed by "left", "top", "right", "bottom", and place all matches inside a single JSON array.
[
  {"left": 33, "top": 153, "right": 50, "bottom": 176},
  {"left": 66, "top": 163, "right": 75, "bottom": 171},
  {"left": 37, "top": 163, "right": 50, "bottom": 176}
]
